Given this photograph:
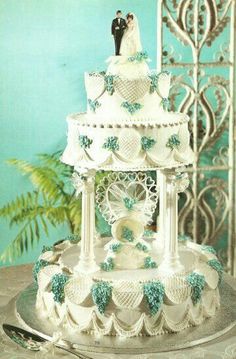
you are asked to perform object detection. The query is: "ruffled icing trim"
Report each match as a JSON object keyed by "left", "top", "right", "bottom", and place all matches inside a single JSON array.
[{"left": 38, "top": 290, "right": 220, "bottom": 337}]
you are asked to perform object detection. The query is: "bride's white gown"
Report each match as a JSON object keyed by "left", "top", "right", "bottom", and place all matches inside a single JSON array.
[{"left": 120, "top": 18, "right": 142, "bottom": 56}]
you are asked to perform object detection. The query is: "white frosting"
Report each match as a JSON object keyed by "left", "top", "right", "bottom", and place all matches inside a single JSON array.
[
  {"left": 35, "top": 241, "right": 221, "bottom": 338},
  {"left": 61, "top": 113, "right": 194, "bottom": 171},
  {"left": 84, "top": 61, "right": 172, "bottom": 124},
  {"left": 106, "top": 56, "right": 151, "bottom": 79}
]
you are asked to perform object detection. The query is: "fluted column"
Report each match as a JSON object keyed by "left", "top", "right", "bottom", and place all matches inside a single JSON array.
[
  {"left": 72, "top": 169, "right": 99, "bottom": 274},
  {"left": 158, "top": 169, "right": 189, "bottom": 275}
]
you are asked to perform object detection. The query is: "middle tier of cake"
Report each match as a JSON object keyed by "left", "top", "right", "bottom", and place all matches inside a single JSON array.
[{"left": 61, "top": 112, "right": 194, "bottom": 171}]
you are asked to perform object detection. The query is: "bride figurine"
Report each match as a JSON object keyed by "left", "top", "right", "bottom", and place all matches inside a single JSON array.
[
  {"left": 120, "top": 13, "right": 142, "bottom": 56},
  {"left": 107, "top": 12, "right": 149, "bottom": 79}
]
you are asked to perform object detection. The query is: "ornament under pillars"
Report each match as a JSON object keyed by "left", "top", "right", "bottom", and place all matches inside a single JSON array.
[
  {"left": 158, "top": 169, "right": 189, "bottom": 275},
  {"left": 72, "top": 169, "right": 99, "bottom": 274}
]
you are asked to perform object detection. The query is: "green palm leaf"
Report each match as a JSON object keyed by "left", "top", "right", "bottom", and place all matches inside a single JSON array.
[{"left": 0, "top": 152, "right": 81, "bottom": 263}]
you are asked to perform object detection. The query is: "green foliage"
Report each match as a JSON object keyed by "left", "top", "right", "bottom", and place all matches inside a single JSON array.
[{"left": 0, "top": 151, "right": 82, "bottom": 263}]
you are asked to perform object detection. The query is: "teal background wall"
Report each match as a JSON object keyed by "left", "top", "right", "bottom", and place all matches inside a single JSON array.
[{"left": 0, "top": 0, "right": 157, "bottom": 266}]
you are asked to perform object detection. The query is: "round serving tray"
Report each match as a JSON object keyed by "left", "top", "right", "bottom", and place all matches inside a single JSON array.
[{"left": 16, "top": 280, "right": 236, "bottom": 355}]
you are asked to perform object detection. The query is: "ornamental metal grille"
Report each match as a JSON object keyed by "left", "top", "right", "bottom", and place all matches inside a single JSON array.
[{"left": 156, "top": 0, "right": 236, "bottom": 274}]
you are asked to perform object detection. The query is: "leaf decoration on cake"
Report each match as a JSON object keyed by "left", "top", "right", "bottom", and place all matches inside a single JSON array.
[
  {"left": 143, "top": 281, "right": 165, "bottom": 316},
  {"left": 91, "top": 281, "right": 112, "bottom": 314},
  {"left": 186, "top": 272, "right": 206, "bottom": 305}
]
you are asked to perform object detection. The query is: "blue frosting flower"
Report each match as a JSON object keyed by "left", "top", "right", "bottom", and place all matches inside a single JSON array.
[
  {"left": 51, "top": 273, "right": 69, "bottom": 304},
  {"left": 144, "top": 256, "right": 157, "bottom": 269},
  {"left": 41, "top": 245, "right": 53, "bottom": 253},
  {"left": 104, "top": 75, "right": 117, "bottom": 95},
  {"left": 109, "top": 243, "right": 122, "bottom": 253},
  {"left": 122, "top": 226, "right": 134, "bottom": 242},
  {"left": 102, "top": 136, "right": 119, "bottom": 151},
  {"left": 33, "top": 259, "right": 50, "bottom": 283},
  {"left": 166, "top": 134, "right": 181, "bottom": 150},
  {"left": 149, "top": 74, "right": 158, "bottom": 94},
  {"left": 121, "top": 101, "right": 143, "bottom": 115},
  {"left": 201, "top": 245, "right": 217, "bottom": 255},
  {"left": 88, "top": 99, "right": 101, "bottom": 113},
  {"left": 186, "top": 272, "right": 206, "bottom": 305},
  {"left": 79, "top": 135, "right": 93, "bottom": 149},
  {"left": 143, "top": 281, "right": 165, "bottom": 315},
  {"left": 144, "top": 229, "right": 155, "bottom": 237},
  {"left": 135, "top": 242, "right": 148, "bottom": 252},
  {"left": 91, "top": 281, "right": 112, "bottom": 314},
  {"left": 100, "top": 257, "right": 115, "bottom": 271},
  {"left": 141, "top": 136, "right": 156, "bottom": 151},
  {"left": 207, "top": 259, "right": 223, "bottom": 284},
  {"left": 123, "top": 196, "right": 136, "bottom": 210},
  {"left": 128, "top": 51, "right": 149, "bottom": 63},
  {"left": 161, "top": 97, "right": 170, "bottom": 110}
]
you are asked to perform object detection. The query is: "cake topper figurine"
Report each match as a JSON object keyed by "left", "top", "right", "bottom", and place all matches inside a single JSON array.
[
  {"left": 111, "top": 10, "right": 127, "bottom": 56},
  {"left": 120, "top": 13, "right": 142, "bottom": 56}
]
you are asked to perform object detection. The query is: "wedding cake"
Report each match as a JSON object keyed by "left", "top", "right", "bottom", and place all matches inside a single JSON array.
[{"left": 33, "top": 14, "right": 223, "bottom": 338}]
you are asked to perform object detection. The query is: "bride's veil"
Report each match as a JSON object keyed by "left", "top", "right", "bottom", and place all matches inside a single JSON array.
[{"left": 130, "top": 13, "right": 142, "bottom": 51}]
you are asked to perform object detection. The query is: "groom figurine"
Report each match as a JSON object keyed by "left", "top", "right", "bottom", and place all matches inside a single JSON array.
[{"left": 111, "top": 10, "right": 127, "bottom": 55}]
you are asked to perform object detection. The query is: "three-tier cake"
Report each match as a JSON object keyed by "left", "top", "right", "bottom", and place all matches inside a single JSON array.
[{"left": 34, "top": 33, "right": 223, "bottom": 338}]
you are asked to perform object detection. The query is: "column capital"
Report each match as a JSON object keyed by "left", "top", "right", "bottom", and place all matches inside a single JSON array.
[
  {"left": 159, "top": 168, "right": 189, "bottom": 193},
  {"left": 72, "top": 169, "right": 96, "bottom": 195}
]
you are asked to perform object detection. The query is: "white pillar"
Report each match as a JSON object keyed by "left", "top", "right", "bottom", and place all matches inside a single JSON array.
[
  {"left": 158, "top": 170, "right": 189, "bottom": 275},
  {"left": 73, "top": 169, "right": 99, "bottom": 274},
  {"left": 157, "top": 170, "right": 167, "bottom": 250}
]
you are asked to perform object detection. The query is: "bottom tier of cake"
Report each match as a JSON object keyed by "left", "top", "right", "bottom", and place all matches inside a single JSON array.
[{"left": 34, "top": 238, "right": 222, "bottom": 338}]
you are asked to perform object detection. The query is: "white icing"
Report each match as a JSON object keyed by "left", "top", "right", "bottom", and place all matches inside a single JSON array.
[
  {"left": 61, "top": 114, "right": 194, "bottom": 171},
  {"left": 106, "top": 56, "right": 150, "bottom": 79},
  {"left": 36, "top": 241, "right": 221, "bottom": 338}
]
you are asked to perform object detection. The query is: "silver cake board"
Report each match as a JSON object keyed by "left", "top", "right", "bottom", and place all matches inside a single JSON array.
[{"left": 15, "top": 280, "right": 236, "bottom": 355}]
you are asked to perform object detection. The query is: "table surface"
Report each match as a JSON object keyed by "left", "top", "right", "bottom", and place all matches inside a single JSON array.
[{"left": 0, "top": 264, "right": 236, "bottom": 359}]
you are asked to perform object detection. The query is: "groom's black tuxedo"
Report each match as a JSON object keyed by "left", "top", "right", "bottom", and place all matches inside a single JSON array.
[{"left": 111, "top": 17, "right": 127, "bottom": 55}]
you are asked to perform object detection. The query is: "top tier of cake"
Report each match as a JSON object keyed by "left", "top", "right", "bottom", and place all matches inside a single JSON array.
[
  {"left": 84, "top": 55, "right": 181, "bottom": 125},
  {"left": 61, "top": 54, "right": 194, "bottom": 171}
]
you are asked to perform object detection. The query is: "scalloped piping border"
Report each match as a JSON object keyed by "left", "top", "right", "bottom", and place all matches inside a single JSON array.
[
  {"left": 39, "top": 289, "right": 220, "bottom": 337},
  {"left": 66, "top": 112, "right": 190, "bottom": 129}
]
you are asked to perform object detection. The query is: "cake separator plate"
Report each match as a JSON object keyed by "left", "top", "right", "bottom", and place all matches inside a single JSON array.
[{"left": 15, "top": 278, "right": 236, "bottom": 355}]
